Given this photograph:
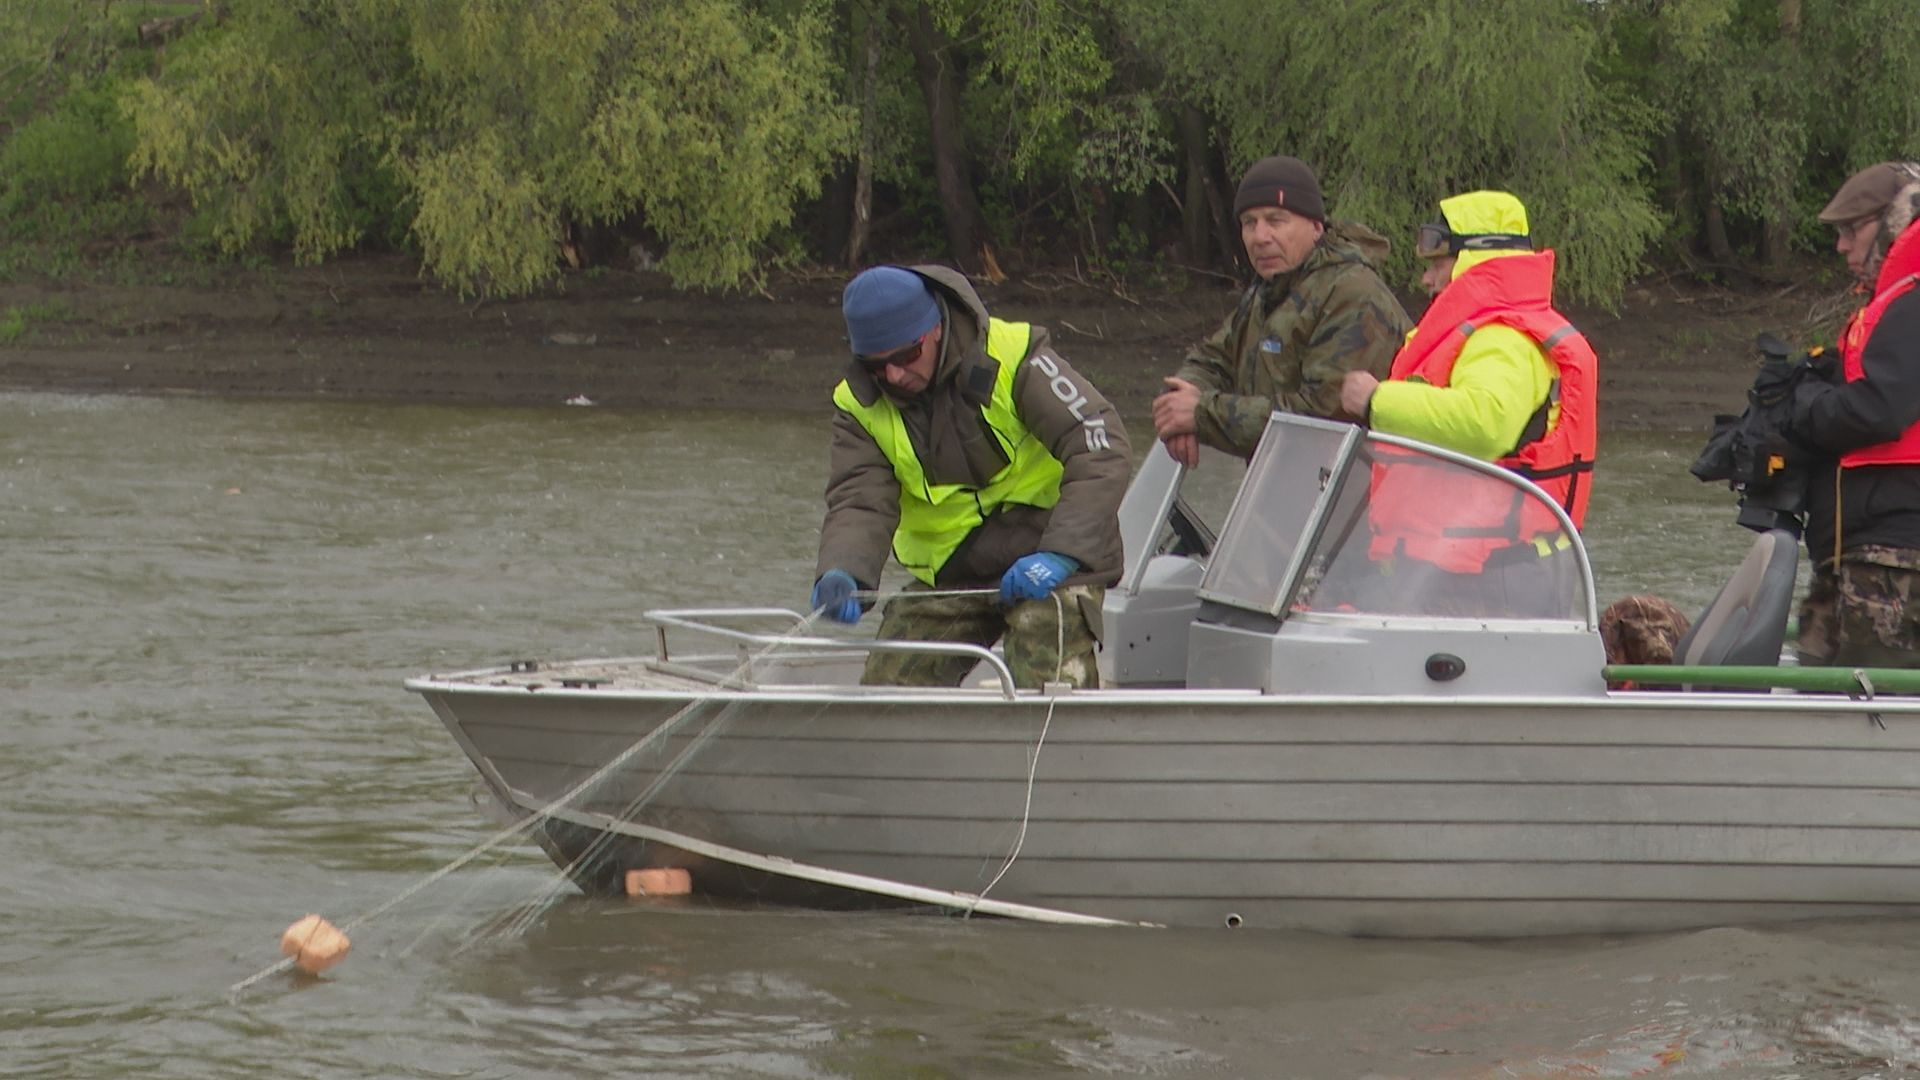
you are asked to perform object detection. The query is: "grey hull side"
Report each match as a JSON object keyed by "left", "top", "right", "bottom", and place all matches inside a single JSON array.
[{"left": 416, "top": 683, "right": 1920, "bottom": 937}]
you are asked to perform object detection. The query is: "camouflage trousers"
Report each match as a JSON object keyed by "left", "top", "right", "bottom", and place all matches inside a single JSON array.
[
  {"left": 1797, "top": 545, "right": 1920, "bottom": 668},
  {"left": 861, "top": 583, "right": 1104, "bottom": 690}
]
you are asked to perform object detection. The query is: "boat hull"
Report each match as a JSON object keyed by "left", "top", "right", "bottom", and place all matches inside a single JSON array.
[{"left": 414, "top": 674, "right": 1920, "bottom": 937}]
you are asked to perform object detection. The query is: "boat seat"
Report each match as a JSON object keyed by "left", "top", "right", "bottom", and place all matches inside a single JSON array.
[{"left": 1673, "top": 528, "right": 1798, "bottom": 670}]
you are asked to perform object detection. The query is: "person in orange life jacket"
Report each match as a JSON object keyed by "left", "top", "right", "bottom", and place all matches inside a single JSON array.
[
  {"left": 1336, "top": 191, "right": 1598, "bottom": 617},
  {"left": 1785, "top": 162, "right": 1920, "bottom": 667},
  {"left": 810, "top": 265, "right": 1132, "bottom": 689}
]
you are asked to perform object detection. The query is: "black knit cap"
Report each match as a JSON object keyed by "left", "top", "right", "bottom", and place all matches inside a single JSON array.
[{"left": 1233, "top": 155, "right": 1325, "bottom": 223}]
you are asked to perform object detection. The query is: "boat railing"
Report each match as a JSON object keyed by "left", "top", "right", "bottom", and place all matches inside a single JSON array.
[{"left": 643, "top": 607, "right": 1021, "bottom": 701}]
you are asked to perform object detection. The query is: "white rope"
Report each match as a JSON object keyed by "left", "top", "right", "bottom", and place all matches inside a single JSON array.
[
  {"left": 228, "top": 616, "right": 818, "bottom": 999},
  {"left": 852, "top": 586, "right": 998, "bottom": 600},
  {"left": 966, "top": 591, "right": 1068, "bottom": 915},
  {"left": 234, "top": 585, "right": 1086, "bottom": 993},
  {"left": 969, "top": 696, "right": 1055, "bottom": 916},
  {"left": 1055, "top": 589, "right": 1066, "bottom": 683},
  {"left": 498, "top": 691, "right": 749, "bottom": 940}
]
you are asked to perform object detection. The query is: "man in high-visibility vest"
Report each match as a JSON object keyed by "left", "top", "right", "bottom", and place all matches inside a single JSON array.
[
  {"left": 810, "top": 265, "right": 1132, "bottom": 688},
  {"left": 1336, "top": 191, "right": 1597, "bottom": 617},
  {"left": 1788, "top": 162, "right": 1920, "bottom": 667}
]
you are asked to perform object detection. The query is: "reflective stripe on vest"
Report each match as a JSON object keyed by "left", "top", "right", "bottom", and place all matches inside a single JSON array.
[{"left": 832, "top": 318, "right": 1063, "bottom": 584}]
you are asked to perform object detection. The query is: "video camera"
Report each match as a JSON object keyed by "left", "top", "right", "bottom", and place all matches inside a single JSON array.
[{"left": 1690, "top": 333, "right": 1829, "bottom": 537}]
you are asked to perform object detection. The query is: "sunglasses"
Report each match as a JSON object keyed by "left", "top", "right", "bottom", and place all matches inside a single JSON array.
[
  {"left": 855, "top": 335, "right": 926, "bottom": 373},
  {"left": 1415, "top": 223, "right": 1532, "bottom": 260}
]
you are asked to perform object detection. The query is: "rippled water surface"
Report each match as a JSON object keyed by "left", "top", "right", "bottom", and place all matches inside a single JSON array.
[{"left": 7, "top": 391, "right": 1920, "bottom": 1079}]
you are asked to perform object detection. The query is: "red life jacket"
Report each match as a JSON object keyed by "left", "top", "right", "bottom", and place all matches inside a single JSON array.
[
  {"left": 1840, "top": 221, "right": 1920, "bottom": 468},
  {"left": 1367, "top": 250, "right": 1598, "bottom": 573}
]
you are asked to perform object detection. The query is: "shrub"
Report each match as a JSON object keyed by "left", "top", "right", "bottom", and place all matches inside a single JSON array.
[{"left": 0, "top": 83, "right": 135, "bottom": 212}]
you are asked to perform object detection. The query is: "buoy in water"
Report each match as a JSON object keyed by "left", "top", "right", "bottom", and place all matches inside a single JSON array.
[
  {"left": 624, "top": 868, "right": 692, "bottom": 897},
  {"left": 280, "top": 914, "right": 351, "bottom": 975}
]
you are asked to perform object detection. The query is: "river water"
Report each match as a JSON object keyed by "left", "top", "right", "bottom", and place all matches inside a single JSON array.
[{"left": 9, "top": 391, "right": 1920, "bottom": 1079}]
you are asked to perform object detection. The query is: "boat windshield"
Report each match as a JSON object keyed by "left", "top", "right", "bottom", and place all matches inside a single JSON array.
[{"left": 1198, "top": 414, "right": 1592, "bottom": 623}]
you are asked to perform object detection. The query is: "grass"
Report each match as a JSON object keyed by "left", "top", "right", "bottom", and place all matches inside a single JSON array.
[{"left": 0, "top": 299, "right": 76, "bottom": 344}]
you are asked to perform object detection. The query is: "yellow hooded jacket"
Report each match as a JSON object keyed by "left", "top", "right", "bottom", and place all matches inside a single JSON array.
[{"left": 1368, "top": 191, "right": 1556, "bottom": 461}]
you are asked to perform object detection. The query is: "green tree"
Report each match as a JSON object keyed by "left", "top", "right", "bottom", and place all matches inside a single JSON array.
[
  {"left": 0, "top": 3, "right": 190, "bottom": 264},
  {"left": 1598, "top": 0, "right": 1810, "bottom": 272},
  {"left": 1, "top": 0, "right": 95, "bottom": 128},
  {"left": 1596, "top": 0, "right": 1920, "bottom": 277},
  {"left": 126, "top": 0, "right": 851, "bottom": 295},
  {"left": 8, "top": 0, "right": 1913, "bottom": 296},
  {"left": 1800, "top": 0, "right": 1920, "bottom": 175},
  {"left": 836, "top": 0, "right": 1135, "bottom": 272},
  {"left": 1124, "top": 0, "right": 1661, "bottom": 304}
]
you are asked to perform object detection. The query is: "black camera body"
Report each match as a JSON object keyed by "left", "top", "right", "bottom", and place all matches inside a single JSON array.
[
  {"left": 1727, "top": 429, "right": 1811, "bottom": 535},
  {"left": 1691, "top": 333, "right": 1825, "bottom": 537}
]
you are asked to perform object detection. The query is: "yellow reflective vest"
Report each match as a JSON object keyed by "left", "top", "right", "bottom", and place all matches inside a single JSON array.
[{"left": 832, "top": 318, "right": 1063, "bottom": 585}]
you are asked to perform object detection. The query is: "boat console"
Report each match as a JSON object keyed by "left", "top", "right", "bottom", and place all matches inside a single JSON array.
[{"left": 1100, "top": 414, "right": 1608, "bottom": 696}]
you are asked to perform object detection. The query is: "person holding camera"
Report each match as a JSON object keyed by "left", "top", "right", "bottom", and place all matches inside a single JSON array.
[{"left": 1789, "top": 162, "right": 1920, "bottom": 667}]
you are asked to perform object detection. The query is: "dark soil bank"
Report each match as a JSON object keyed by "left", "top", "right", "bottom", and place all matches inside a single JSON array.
[{"left": 0, "top": 254, "right": 1844, "bottom": 432}]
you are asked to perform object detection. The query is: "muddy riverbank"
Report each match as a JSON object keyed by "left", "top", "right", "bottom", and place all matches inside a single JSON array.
[{"left": 0, "top": 254, "right": 1845, "bottom": 431}]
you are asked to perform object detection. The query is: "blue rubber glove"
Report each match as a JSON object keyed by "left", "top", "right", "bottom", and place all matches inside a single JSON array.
[
  {"left": 1000, "top": 552, "right": 1078, "bottom": 605},
  {"left": 810, "top": 569, "right": 862, "bottom": 624}
]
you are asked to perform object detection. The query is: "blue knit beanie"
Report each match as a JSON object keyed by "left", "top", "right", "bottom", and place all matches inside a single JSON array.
[{"left": 842, "top": 267, "right": 941, "bottom": 355}]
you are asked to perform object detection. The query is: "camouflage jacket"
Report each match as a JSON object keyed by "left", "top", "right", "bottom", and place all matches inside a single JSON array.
[{"left": 1176, "top": 222, "right": 1411, "bottom": 458}]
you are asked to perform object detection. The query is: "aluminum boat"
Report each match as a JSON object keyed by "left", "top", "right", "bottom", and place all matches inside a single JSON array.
[{"left": 408, "top": 414, "right": 1920, "bottom": 937}]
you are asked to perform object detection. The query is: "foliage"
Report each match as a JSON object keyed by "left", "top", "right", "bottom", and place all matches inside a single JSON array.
[
  {"left": 1122, "top": 0, "right": 1662, "bottom": 303},
  {"left": 1595, "top": 0, "right": 1920, "bottom": 269},
  {"left": 2, "top": 0, "right": 1917, "bottom": 297},
  {"left": 125, "top": 0, "right": 851, "bottom": 296},
  {"left": 0, "top": 1, "right": 198, "bottom": 127},
  {"left": 1598, "top": 0, "right": 1804, "bottom": 257},
  {"left": 1072, "top": 93, "right": 1175, "bottom": 197},
  {"left": 1802, "top": 0, "right": 1920, "bottom": 170},
  {"left": 0, "top": 300, "right": 69, "bottom": 344},
  {"left": 937, "top": 0, "right": 1114, "bottom": 180},
  {"left": 0, "top": 0, "right": 100, "bottom": 127},
  {"left": 1, "top": 82, "right": 136, "bottom": 210},
  {"left": 0, "top": 3, "right": 165, "bottom": 263}
]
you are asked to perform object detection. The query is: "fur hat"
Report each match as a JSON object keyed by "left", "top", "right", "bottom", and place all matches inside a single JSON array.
[{"left": 1871, "top": 165, "right": 1920, "bottom": 281}]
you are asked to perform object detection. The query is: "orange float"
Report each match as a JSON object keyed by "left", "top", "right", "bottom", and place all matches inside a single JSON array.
[
  {"left": 280, "top": 914, "right": 351, "bottom": 975},
  {"left": 624, "top": 868, "right": 693, "bottom": 897}
]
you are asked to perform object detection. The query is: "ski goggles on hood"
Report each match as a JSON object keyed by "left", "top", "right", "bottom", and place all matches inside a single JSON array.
[{"left": 1415, "top": 223, "right": 1532, "bottom": 259}]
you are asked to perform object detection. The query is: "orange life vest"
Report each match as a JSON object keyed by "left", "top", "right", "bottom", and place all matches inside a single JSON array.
[
  {"left": 1840, "top": 221, "right": 1920, "bottom": 468},
  {"left": 1367, "top": 250, "right": 1598, "bottom": 573}
]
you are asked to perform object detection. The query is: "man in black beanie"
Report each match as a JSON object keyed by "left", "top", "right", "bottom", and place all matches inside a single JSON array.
[{"left": 1151, "top": 155, "right": 1409, "bottom": 466}]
